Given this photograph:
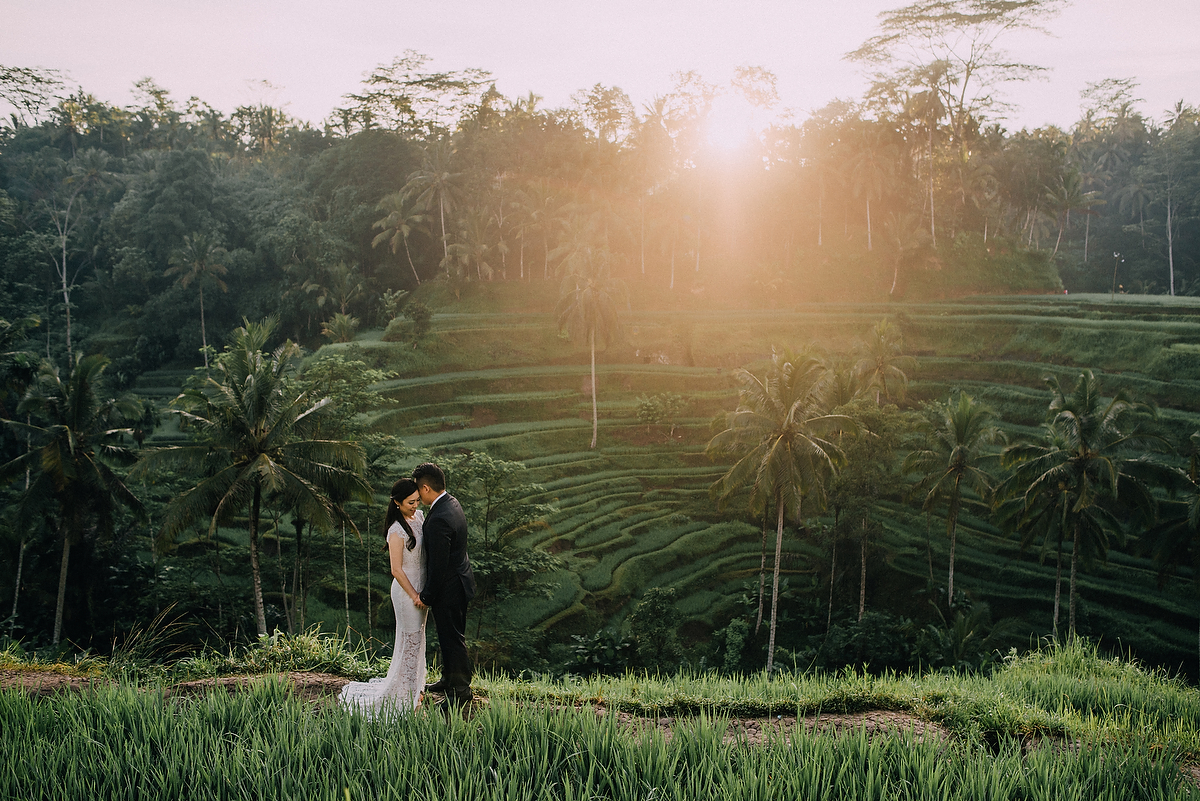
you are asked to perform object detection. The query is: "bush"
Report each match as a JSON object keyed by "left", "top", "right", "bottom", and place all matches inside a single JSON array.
[
  {"left": 407, "top": 301, "right": 433, "bottom": 340},
  {"left": 320, "top": 313, "right": 359, "bottom": 343},
  {"left": 381, "top": 301, "right": 433, "bottom": 343},
  {"left": 627, "top": 587, "right": 683, "bottom": 669},
  {"left": 381, "top": 317, "right": 409, "bottom": 342}
]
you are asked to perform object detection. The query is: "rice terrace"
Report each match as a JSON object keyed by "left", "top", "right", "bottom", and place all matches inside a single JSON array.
[{"left": 3, "top": 0, "right": 1200, "bottom": 797}]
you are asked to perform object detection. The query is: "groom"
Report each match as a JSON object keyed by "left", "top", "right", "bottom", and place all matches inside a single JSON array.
[{"left": 412, "top": 462, "right": 476, "bottom": 707}]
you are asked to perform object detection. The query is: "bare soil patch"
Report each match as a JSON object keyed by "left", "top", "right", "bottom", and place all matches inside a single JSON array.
[
  {"left": 589, "top": 705, "right": 948, "bottom": 746},
  {"left": 168, "top": 672, "right": 351, "bottom": 704},
  {"left": 2, "top": 669, "right": 945, "bottom": 747},
  {"left": 0, "top": 669, "right": 113, "bottom": 697}
]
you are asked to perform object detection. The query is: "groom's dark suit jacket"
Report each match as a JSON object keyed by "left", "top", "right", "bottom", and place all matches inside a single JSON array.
[{"left": 419, "top": 493, "right": 476, "bottom": 608}]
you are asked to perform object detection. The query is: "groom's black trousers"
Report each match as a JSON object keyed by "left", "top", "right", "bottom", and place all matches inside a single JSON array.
[{"left": 430, "top": 580, "right": 473, "bottom": 694}]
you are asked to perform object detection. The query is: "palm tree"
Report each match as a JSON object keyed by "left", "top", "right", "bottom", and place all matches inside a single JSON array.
[
  {"left": 904, "top": 392, "right": 1005, "bottom": 607},
  {"left": 1000, "top": 371, "right": 1159, "bottom": 640},
  {"left": 1043, "top": 169, "right": 1103, "bottom": 257},
  {"left": 707, "top": 349, "right": 850, "bottom": 674},
  {"left": 881, "top": 211, "right": 930, "bottom": 296},
  {"left": 0, "top": 315, "right": 40, "bottom": 638},
  {"left": 556, "top": 256, "right": 621, "bottom": 450},
  {"left": 854, "top": 319, "right": 916, "bottom": 404},
  {"left": 1, "top": 355, "right": 145, "bottom": 645},
  {"left": 371, "top": 192, "right": 427, "bottom": 285},
  {"left": 402, "top": 141, "right": 462, "bottom": 268},
  {"left": 995, "top": 430, "right": 1096, "bottom": 641},
  {"left": 1116, "top": 178, "right": 1153, "bottom": 248},
  {"left": 135, "top": 318, "right": 370, "bottom": 637},
  {"left": 904, "top": 88, "right": 944, "bottom": 247},
  {"left": 40, "top": 149, "right": 114, "bottom": 367},
  {"left": 516, "top": 178, "right": 562, "bottom": 280},
  {"left": 166, "top": 232, "right": 228, "bottom": 369},
  {"left": 849, "top": 130, "right": 895, "bottom": 251},
  {"left": 447, "top": 208, "right": 495, "bottom": 282},
  {"left": 303, "top": 262, "right": 365, "bottom": 318}
]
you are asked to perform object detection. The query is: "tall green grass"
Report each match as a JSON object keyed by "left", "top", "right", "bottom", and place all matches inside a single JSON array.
[{"left": 3, "top": 678, "right": 1196, "bottom": 800}]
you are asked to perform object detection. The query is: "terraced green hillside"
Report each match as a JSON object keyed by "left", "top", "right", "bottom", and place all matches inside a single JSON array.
[{"left": 142, "top": 284, "right": 1200, "bottom": 673}]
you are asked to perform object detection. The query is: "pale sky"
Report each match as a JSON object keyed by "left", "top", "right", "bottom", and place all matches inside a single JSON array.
[{"left": 3, "top": 0, "right": 1199, "bottom": 132}]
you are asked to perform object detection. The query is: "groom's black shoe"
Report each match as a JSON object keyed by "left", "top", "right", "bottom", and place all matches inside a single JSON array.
[{"left": 424, "top": 679, "right": 449, "bottom": 693}]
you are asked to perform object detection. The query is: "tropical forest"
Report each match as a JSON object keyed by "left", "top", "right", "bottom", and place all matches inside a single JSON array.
[{"left": 5, "top": 0, "right": 1200, "bottom": 797}]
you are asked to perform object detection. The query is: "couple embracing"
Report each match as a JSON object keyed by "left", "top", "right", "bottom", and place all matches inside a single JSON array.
[{"left": 339, "top": 462, "right": 476, "bottom": 713}]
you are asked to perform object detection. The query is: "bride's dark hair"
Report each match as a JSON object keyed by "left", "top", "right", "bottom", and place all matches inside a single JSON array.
[{"left": 385, "top": 478, "right": 419, "bottom": 551}]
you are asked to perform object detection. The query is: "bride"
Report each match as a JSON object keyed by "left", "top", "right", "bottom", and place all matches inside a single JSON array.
[{"left": 339, "top": 478, "right": 428, "bottom": 713}]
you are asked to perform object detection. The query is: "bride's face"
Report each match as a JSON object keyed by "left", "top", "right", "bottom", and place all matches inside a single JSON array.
[{"left": 397, "top": 491, "right": 420, "bottom": 519}]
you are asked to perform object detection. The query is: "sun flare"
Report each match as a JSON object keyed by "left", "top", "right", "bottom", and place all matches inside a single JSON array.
[{"left": 705, "top": 93, "right": 759, "bottom": 152}]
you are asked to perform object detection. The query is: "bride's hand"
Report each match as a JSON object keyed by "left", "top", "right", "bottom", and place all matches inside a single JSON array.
[{"left": 411, "top": 596, "right": 427, "bottom": 609}]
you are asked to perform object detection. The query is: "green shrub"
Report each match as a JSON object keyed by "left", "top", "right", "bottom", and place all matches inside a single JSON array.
[
  {"left": 320, "top": 312, "right": 359, "bottom": 343},
  {"left": 381, "top": 317, "right": 409, "bottom": 342}
]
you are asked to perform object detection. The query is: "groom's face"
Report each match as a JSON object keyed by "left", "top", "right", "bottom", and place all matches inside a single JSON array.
[{"left": 416, "top": 482, "right": 439, "bottom": 506}]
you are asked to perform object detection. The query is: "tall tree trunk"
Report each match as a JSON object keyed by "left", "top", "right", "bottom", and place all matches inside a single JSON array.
[
  {"left": 946, "top": 490, "right": 960, "bottom": 606},
  {"left": 291, "top": 515, "right": 303, "bottom": 634},
  {"left": 1166, "top": 189, "right": 1176, "bottom": 296},
  {"left": 275, "top": 517, "right": 293, "bottom": 636},
  {"left": 827, "top": 530, "right": 836, "bottom": 633},
  {"left": 59, "top": 232, "right": 73, "bottom": 367},
  {"left": 342, "top": 521, "right": 350, "bottom": 633},
  {"left": 52, "top": 530, "right": 70, "bottom": 646},
  {"left": 639, "top": 197, "right": 645, "bottom": 275},
  {"left": 213, "top": 528, "right": 224, "bottom": 633},
  {"left": 438, "top": 197, "right": 449, "bottom": 266},
  {"left": 928, "top": 129, "right": 936, "bottom": 247},
  {"left": 766, "top": 495, "right": 785, "bottom": 675},
  {"left": 8, "top": 538, "right": 25, "bottom": 639},
  {"left": 10, "top": 456, "right": 30, "bottom": 638},
  {"left": 1084, "top": 214, "right": 1090, "bottom": 262},
  {"left": 1052, "top": 539, "right": 1062, "bottom": 641},
  {"left": 589, "top": 328, "right": 598, "bottom": 449},
  {"left": 366, "top": 511, "right": 372, "bottom": 633},
  {"left": 669, "top": 237, "right": 676, "bottom": 290},
  {"left": 403, "top": 237, "right": 421, "bottom": 285},
  {"left": 249, "top": 482, "right": 267, "bottom": 637},
  {"left": 866, "top": 198, "right": 873, "bottom": 251},
  {"left": 1069, "top": 529, "right": 1079, "bottom": 641},
  {"left": 755, "top": 507, "right": 768, "bottom": 635},
  {"left": 858, "top": 519, "right": 867, "bottom": 622}
]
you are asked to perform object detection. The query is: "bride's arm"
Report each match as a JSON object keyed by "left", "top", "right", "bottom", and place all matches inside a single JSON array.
[{"left": 388, "top": 531, "right": 423, "bottom": 606}]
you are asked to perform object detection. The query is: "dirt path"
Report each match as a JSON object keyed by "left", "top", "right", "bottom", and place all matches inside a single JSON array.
[{"left": 1, "top": 668, "right": 947, "bottom": 745}]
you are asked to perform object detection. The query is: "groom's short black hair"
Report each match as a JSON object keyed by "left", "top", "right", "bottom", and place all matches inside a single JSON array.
[{"left": 412, "top": 462, "right": 446, "bottom": 493}]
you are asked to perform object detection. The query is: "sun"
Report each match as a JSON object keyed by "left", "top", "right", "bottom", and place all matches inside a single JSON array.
[{"left": 705, "top": 93, "right": 759, "bottom": 152}]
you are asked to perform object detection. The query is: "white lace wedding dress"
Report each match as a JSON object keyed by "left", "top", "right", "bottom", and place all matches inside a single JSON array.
[{"left": 339, "top": 511, "right": 427, "bottom": 714}]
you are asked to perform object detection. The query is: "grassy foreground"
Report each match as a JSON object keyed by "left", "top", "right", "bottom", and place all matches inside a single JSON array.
[{"left": 4, "top": 640, "right": 1200, "bottom": 799}]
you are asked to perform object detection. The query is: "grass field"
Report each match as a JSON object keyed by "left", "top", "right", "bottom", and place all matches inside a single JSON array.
[{"left": 4, "top": 639, "right": 1200, "bottom": 800}]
